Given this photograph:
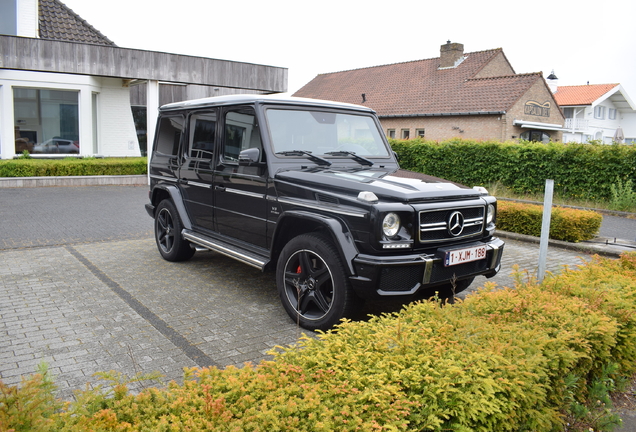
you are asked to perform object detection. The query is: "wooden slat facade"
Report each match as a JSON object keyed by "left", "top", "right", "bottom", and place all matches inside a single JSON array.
[{"left": 0, "top": 35, "right": 287, "bottom": 93}]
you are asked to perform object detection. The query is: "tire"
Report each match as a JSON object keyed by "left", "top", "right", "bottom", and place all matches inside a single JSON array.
[
  {"left": 276, "top": 233, "right": 360, "bottom": 331},
  {"left": 154, "top": 199, "right": 195, "bottom": 262}
]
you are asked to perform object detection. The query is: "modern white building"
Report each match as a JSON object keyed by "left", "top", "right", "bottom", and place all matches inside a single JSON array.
[
  {"left": 551, "top": 78, "right": 636, "bottom": 144},
  {"left": 0, "top": 0, "right": 287, "bottom": 160}
]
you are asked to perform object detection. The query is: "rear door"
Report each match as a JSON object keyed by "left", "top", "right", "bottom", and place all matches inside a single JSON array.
[
  {"left": 178, "top": 110, "right": 217, "bottom": 232},
  {"left": 213, "top": 106, "right": 269, "bottom": 248}
]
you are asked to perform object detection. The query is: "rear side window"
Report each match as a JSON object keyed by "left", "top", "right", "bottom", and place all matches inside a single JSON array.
[
  {"left": 189, "top": 112, "right": 216, "bottom": 159},
  {"left": 155, "top": 115, "right": 184, "bottom": 156}
]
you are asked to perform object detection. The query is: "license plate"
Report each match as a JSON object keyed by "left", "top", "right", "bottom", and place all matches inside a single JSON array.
[{"left": 444, "top": 245, "right": 487, "bottom": 267}]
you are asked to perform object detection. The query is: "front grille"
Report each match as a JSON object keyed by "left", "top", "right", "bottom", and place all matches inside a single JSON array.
[
  {"left": 378, "top": 266, "right": 423, "bottom": 292},
  {"left": 419, "top": 206, "right": 484, "bottom": 243}
]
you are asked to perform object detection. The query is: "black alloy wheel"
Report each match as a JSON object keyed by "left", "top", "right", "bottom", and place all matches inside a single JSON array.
[
  {"left": 277, "top": 233, "right": 359, "bottom": 331},
  {"left": 154, "top": 199, "right": 195, "bottom": 262}
]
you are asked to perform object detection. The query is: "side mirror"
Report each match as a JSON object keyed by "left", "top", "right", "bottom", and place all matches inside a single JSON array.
[{"left": 238, "top": 148, "right": 260, "bottom": 166}]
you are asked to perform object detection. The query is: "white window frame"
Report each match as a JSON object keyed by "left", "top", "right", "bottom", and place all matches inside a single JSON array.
[{"left": 594, "top": 105, "right": 605, "bottom": 119}]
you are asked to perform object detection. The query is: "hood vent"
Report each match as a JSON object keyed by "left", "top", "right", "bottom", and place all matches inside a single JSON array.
[{"left": 316, "top": 193, "right": 339, "bottom": 204}]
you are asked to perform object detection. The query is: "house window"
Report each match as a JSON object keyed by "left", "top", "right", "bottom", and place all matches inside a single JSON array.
[
  {"left": 387, "top": 129, "right": 396, "bottom": 139},
  {"left": 594, "top": 106, "right": 605, "bottom": 119},
  {"left": 520, "top": 130, "right": 550, "bottom": 143},
  {"left": 416, "top": 129, "right": 425, "bottom": 138},
  {"left": 401, "top": 129, "right": 410, "bottom": 139},
  {"left": 609, "top": 108, "right": 617, "bottom": 120},
  {"left": 13, "top": 88, "right": 80, "bottom": 155},
  {"left": 563, "top": 108, "right": 574, "bottom": 118}
]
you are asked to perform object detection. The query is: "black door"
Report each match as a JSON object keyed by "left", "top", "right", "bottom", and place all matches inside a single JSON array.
[
  {"left": 213, "top": 107, "right": 269, "bottom": 248},
  {"left": 178, "top": 111, "right": 217, "bottom": 232}
]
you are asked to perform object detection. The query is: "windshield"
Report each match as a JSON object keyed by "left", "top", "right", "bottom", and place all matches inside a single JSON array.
[{"left": 265, "top": 109, "right": 390, "bottom": 157}]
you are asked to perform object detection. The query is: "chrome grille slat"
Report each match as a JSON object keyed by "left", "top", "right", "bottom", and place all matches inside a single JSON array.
[{"left": 419, "top": 205, "right": 485, "bottom": 243}]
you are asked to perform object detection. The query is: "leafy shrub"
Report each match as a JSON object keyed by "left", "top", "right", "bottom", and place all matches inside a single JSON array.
[
  {"left": 391, "top": 139, "right": 636, "bottom": 202},
  {"left": 3, "top": 253, "right": 636, "bottom": 431},
  {"left": 0, "top": 158, "right": 147, "bottom": 177},
  {"left": 496, "top": 201, "right": 602, "bottom": 242},
  {"left": 609, "top": 178, "right": 636, "bottom": 211}
]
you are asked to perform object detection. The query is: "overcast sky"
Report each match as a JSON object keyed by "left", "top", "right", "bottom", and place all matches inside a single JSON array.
[{"left": 62, "top": 0, "right": 636, "bottom": 101}]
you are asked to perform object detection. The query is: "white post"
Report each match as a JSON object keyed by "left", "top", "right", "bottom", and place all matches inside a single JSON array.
[
  {"left": 537, "top": 179, "right": 554, "bottom": 282},
  {"left": 0, "top": 84, "right": 16, "bottom": 160},
  {"left": 146, "top": 80, "right": 160, "bottom": 183}
]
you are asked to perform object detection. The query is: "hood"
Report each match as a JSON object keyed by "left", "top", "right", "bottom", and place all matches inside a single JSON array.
[{"left": 275, "top": 167, "right": 481, "bottom": 202}]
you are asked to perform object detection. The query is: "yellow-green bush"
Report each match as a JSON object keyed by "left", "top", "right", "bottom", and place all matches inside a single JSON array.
[
  {"left": 3, "top": 253, "right": 636, "bottom": 431},
  {"left": 497, "top": 200, "right": 602, "bottom": 242},
  {"left": 0, "top": 157, "right": 147, "bottom": 177}
]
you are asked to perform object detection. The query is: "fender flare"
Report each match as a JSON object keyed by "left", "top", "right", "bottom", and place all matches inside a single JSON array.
[
  {"left": 150, "top": 184, "right": 193, "bottom": 231},
  {"left": 273, "top": 210, "right": 359, "bottom": 275}
]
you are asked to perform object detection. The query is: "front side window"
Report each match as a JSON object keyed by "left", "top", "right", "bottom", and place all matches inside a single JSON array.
[
  {"left": 266, "top": 109, "right": 389, "bottom": 156},
  {"left": 223, "top": 108, "right": 262, "bottom": 162},
  {"left": 13, "top": 88, "right": 79, "bottom": 155}
]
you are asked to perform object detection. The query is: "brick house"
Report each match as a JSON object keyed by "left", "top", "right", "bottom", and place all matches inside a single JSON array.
[
  {"left": 0, "top": 0, "right": 287, "bottom": 159},
  {"left": 294, "top": 42, "right": 564, "bottom": 143}
]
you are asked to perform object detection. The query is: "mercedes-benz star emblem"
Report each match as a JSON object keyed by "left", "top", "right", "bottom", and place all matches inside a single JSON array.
[{"left": 447, "top": 211, "right": 465, "bottom": 237}]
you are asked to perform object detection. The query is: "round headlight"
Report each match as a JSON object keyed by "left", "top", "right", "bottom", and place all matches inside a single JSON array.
[
  {"left": 382, "top": 213, "right": 401, "bottom": 238},
  {"left": 486, "top": 204, "right": 495, "bottom": 224}
]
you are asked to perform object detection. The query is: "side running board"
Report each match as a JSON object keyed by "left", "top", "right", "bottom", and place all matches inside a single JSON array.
[{"left": 182, "top": 229, "right": 269, "bottom": 271}]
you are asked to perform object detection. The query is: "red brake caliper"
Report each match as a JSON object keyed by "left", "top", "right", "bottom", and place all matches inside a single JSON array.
[{"left": 296, "top": 265, "right": 302, "bottom": 274}]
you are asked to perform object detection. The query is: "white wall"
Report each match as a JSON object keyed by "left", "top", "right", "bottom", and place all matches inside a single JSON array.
[
  {"left": 17, "top": 0, "right": 38, "bottom": 37},
  {"left": 95, "top": 78, "right": 141, "bottom": 157}
]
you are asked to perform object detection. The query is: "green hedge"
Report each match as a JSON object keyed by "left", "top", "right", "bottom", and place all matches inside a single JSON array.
[
  {"left": 3, "top": 253, "right": 636, "bottom": 431},
  {"left": 498, "top": 201, "right": 603, "bottom": 242},
  {"left": 0, "top": 158, "right": 147, "bottom": 177},
  {"left": 391, "top": 139, "right": 636, "bottom": 201}
]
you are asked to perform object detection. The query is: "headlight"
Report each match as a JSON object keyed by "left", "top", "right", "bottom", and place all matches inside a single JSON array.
[
  {"left": 486, "top": 204, "right": 495, "bottom": 224},
  {"left": 382, "top": 213, "right": 401, "bottom": 238}
]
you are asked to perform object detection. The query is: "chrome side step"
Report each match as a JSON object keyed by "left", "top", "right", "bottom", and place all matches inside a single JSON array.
[{"left": 182, "top": 229, "right": 269, "bottom": 271}]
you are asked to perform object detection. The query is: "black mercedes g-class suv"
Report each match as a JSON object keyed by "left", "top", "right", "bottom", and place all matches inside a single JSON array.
[{"left": 145, "top": 95, "right": 504, "bottom": 330}]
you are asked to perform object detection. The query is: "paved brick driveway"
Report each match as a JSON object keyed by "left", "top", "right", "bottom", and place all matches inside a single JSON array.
[{"left": 0, "top": 186, "right": 613, "bottom": 401}]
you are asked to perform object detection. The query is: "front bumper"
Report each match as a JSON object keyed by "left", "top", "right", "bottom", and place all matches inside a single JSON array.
[{"left": 349, "top": 237, "right": 504, "bottom": 299}]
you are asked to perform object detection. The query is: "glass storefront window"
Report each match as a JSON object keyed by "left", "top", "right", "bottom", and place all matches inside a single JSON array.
[{"left": 13, "top": 88, "right": 80, "bottom": 155}]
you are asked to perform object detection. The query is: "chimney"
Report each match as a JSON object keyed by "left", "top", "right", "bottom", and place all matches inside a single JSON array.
[
  {"left": 440, "top": 41, "right": 464, "bottom": 68},
  {"left": 546, "top": 70, "right": 558, "bottom": 93}
]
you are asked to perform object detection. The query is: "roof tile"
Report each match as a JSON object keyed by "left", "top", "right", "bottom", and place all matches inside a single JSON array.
[
  {"left": 294, "top": 49, "right": 543, "bottom": 116},
  {"left": 553, "top": 84, "right": 619, "bottom": 106},
  {"left": 39, "top": 0, "right": 116, "bottom": 46}
]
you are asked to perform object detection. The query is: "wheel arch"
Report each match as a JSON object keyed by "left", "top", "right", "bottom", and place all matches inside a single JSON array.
[
  {"left": 271, "top": 210, "right": 358, "bottom": 275},
  {"left": 149, "top": 184, "right": 192, "bottom": 230}
]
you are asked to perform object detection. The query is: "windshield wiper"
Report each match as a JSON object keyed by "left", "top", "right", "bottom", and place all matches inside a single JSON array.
[
  {"left": 275, "top": 150, "right": 331, "bottom": 166},
  {"left": 325, "top": 151, "right": 374, "bottom": 166}
]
